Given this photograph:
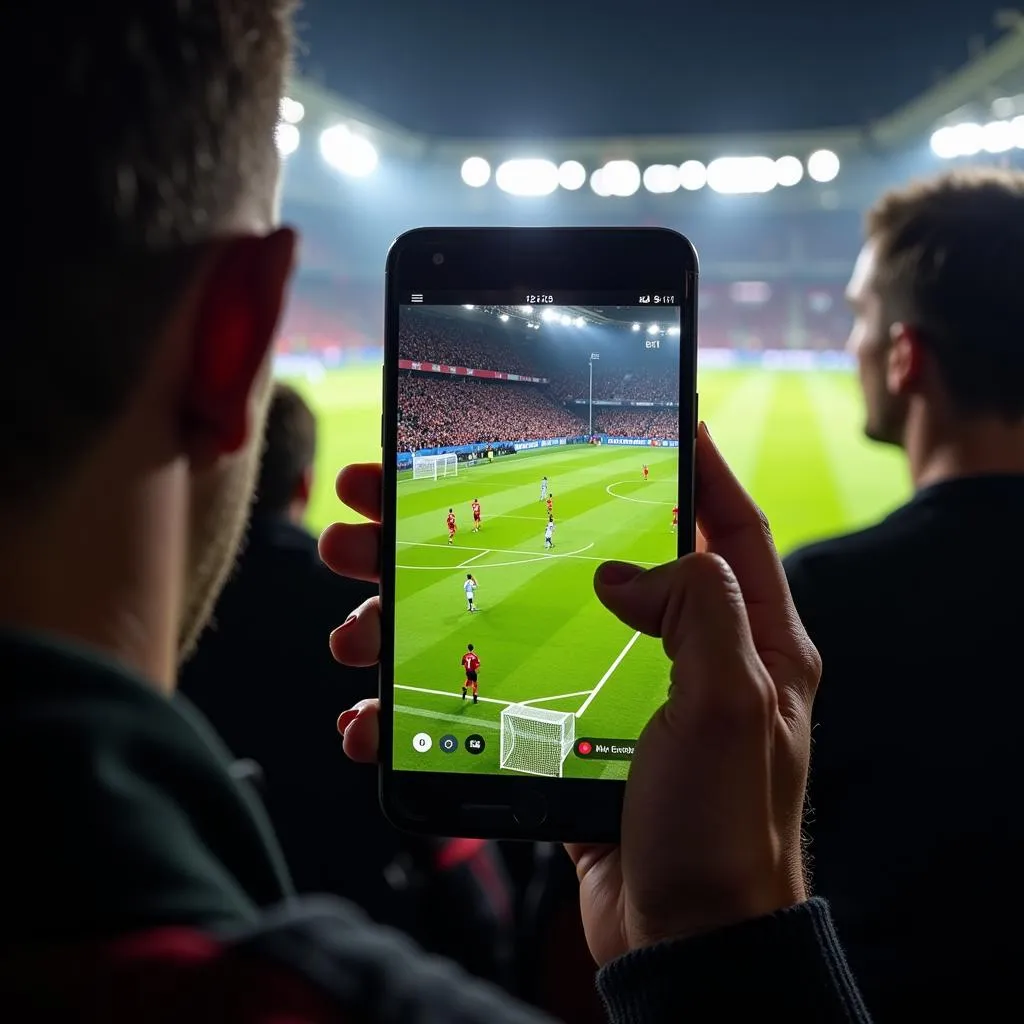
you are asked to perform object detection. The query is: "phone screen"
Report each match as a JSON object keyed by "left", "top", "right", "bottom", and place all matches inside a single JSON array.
[{"left": 391, "top": 297, "right": 685, "bottom": 782}]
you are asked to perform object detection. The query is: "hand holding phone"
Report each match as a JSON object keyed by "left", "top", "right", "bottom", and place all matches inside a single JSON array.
[
  {"left": 320, "top": 427, "right": 821, "bottom": 964},
  {"left": 379, "top": 226, "right": 699, "bottom": 841}
]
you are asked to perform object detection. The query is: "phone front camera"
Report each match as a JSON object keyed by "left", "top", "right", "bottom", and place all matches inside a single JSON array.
[{"left": 432, "top": 252, "right": 445, "bottom": 265}]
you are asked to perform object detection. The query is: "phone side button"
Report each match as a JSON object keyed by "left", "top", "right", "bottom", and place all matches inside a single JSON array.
[
  {"left": 512, "top": 793, "right": 548, "bottom": 828},
  {"left": 380, "top": 413, "right": 384, "bottom": 447}
]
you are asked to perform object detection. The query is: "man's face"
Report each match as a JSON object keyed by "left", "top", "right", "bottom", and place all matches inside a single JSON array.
[{"left": 846, "top": 242, "right": 908, "bottom": 445}]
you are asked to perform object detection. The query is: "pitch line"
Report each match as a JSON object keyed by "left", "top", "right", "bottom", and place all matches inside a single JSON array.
[
  {"left": 457, "top": 550, "right": 490, "bottom": 568},
  {"left": 396, "top": 540, "right": 618, "bottom": 571},
  {"left": 575, "top": 631, "right": 642, "bottom": 718},
  {"left": 395, "top": 684, "right": 511, "bottom": 707},
  {"left": 605, "top": 481, "right": 675, "bottom": 507},
  {"left": 520, "top": 690, "right": 594, "bottom": 706}
]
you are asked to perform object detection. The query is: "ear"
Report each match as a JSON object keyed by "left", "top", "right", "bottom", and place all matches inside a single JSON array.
[
  {"left": 886, "top": 322, "right": 927, "bottom": 396},
  {"left": 183, "top": 228, "right": 298, "bottom": 466}
]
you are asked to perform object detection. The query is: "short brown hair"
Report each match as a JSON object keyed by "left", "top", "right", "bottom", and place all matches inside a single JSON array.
[
  {"left": 255, "top": 383, "right": 317, "bottom": 516},
  {"left": 4, "top": 3, "right": 296, "bottom": 505},
  {"left": 866, "top": 167, "right": 1024, "bottom": 418}
]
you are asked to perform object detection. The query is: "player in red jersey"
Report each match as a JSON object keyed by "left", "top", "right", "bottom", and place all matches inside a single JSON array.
[
  {"left": 642, "top": 464, "right": 649, "bottom": 481},
  {"left": 671, "top": 505, "right": 678, "bottom": 532},
  {"left": 446, "top": 508, "right": 456, "bottom": 544},
  {"left": 461, "top": 643, "right": 480, "bottom": 702},
  {"left": 471, "top": 498, "right": 482, "bottom": 532},
  {"left": 545, "top": 495, "right": 553, "bottom": 518}
]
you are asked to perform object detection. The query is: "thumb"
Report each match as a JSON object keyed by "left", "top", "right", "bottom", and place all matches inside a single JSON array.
[{"left": 595, "top": 554, "right": 758, "bottom": 680}]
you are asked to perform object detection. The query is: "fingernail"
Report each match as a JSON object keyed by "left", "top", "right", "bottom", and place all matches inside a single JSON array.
[
  {"left": 597, "top": 561, "right": 642, "bottom": 586},
  {"left": 329, "top": 614, "right": 357, "bottom": 644},
  {"left": 337, "top": 709, "right": 359, "bottom": 736}
]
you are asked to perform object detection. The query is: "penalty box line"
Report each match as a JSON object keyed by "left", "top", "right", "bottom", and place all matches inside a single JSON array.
[{"left": 574, "top": 631, "right": 642, "bottom": 719}]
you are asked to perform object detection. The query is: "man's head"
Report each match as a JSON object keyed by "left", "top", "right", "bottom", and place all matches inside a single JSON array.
[
  {"left": 847, "top": 168, "right": 1024, "bottom": 445},
  {"left": 4, "top": 3, "right": 298, "bottom": 677},
  {"left": 254, "top": 383, "right": 318, "bottom": 524}
]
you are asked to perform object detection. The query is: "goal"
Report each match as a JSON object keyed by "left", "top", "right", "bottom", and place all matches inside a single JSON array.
[
  {"left": 412, "top": 453, "right": 458, "bottom": 480},
  {"left": 500, "top": 704, "right": 576, "bottom": 777}
]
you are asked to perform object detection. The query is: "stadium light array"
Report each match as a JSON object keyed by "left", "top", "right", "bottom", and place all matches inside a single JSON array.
[
  {"left": 495, "top": 158, "right": 559, "bottom": 196},
  {"left": 280, "top": 97, "right": 304, "bottom": 124},
  {"left": 275, "top": 122, "right": 300, "bottom": 158},
  {"left": 632, "top": 322, "right": 641, "bottom": 331},
  {"left": 461, "top": 156, "right": 491, "bottom": 187},
  {"left": 775, "top": 155, "right": 803, "bottom": 186},
  {"left": 558, "top": 160, "right": 587, "bottom": 190},
  {"left": 807, "top": 149, "right": 840, "bottom": 183},
  {"left": 319, "top": 125, "right": 378, "bottom": 177},
  {"left": 679, "top": 160, "right": 707, "bottom": 191},
  {"left": 500, "top": 313, "right": 510, "bottom": 321},
  {"left": 930, "top": 117, "right": 1024, "bottom": 158}
]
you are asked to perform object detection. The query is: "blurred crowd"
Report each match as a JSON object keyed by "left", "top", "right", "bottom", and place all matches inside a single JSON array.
[{"left": 399, "top": 319, "right": 537, "bottom": 376}]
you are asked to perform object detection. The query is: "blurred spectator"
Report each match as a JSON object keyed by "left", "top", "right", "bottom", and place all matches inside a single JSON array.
[
  {"left": 784, "top": 168, "right": 1024, "bottom": 1022},
  {"left": 181, "top": 383, "right": 515, "bottom": 988}
]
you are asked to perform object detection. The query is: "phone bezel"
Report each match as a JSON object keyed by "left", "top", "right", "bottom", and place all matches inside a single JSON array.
[{"left": 380, "top": 226, "right": 698, "bottom": 842}]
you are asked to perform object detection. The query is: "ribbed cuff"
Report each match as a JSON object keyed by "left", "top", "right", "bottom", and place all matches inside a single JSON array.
[{"left": 597, "top": 898, "right": 869, "bottom": 1023}]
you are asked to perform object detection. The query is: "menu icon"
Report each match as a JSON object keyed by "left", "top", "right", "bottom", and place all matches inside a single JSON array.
[{"left": 410, "top": 293, "right": 423, "bottom": 303}]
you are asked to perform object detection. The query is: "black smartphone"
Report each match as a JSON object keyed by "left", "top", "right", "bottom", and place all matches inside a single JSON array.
[{"left": 380, "top": 227, "right": 698, "bottom": 843}]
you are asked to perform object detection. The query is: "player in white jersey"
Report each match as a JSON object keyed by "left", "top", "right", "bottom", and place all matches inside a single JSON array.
[
  {"left": 544, "top": 518, "right": 555, "bottom": 550},
  {"left": 463, "top": 573, "right": 478, "bottom": 612},
  {"left": 539, "top": 475, "right": 548, "bottom": 501}
]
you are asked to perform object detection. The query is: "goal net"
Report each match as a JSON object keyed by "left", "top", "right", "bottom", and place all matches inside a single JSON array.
[
  {"left": 412, "top": 453, "right": 458, "bottom": 480},
  {"left": 500, "top": 704, "right": 576, "bottom": 777}
]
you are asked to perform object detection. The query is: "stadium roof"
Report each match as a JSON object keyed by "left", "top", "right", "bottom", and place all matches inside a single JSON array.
[{"left": 286, "top": 20, "right": 1024, "bottom": 161}]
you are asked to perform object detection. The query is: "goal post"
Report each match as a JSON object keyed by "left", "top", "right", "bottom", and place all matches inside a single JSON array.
[
  {"left": 411, "top": 453, "right": 458, "bottom": 480},
  {"left": 500, "top": 704, "right": 576, "bottom": 777}
]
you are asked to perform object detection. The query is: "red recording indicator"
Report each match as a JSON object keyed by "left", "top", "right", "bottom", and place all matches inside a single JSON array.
[{"left": 575, "top": 738, "right": 636, "bottom": 761}]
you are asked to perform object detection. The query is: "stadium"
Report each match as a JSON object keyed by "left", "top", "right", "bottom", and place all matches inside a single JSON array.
[{"left": 271, "top": 24, "right": 1024, "bottom": 777}]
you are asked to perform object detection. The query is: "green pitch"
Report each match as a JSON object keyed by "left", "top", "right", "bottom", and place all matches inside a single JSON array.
[{"left": 280, "top": 361, "right": 909, "bottom": 779}]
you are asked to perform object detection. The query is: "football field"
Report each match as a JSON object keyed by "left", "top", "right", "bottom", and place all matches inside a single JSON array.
[{"left": 283, "top": 362, "right": 909, "bottom": 777}]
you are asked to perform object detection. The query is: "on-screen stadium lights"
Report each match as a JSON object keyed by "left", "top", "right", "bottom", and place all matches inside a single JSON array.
[
  {"left": 500, "top": 313, "right": 509, "bottom": 322},
  {"left": 558, "top": 161, "right": 587, "bottom": 190},
  {"left": 275, "top": 122, "right": 300, "bottom": 158},
  {"left": 647, "top": 324, "right": 659, "bottom": 334},
  {"left": 632, "top": 323, "right": 641, "bottom": 331},
  {"left": 574, "top": 317, "right": 586, "bottom": 328},
  {"left": 807, "top": 149, "right": 840, "bottom": 183},
  {"left": 930, "top": 117, "right": 1024, "bottom": 158},
  {"left": 461, "top": 156, "right": 491, "bottom": 187},
  {"left": 521, "top": 305, "right": 533, "bottom": 313},
  {"left": 319, "top": 125, "right": 378, "bottom": 177},
  {"left": 560, "top": 313, "right": 572, "bottom": 326},
  {"left": 495, "top": 158, "right": 559, "bottom": 196},
  {"left": 542, "top": 308, "right": 557, "bottom": 322},
  {"left": 679, "top": 160, "right": 707, "bottom": 191},
  {"left": 463, "top": 304, "right": 475, "bottom": 309},
  {"left": 643, "top": 164, "right": 680, "bottom": 194},
  {"left": 280, "top": 97, "right": 304, "bottom": 124},
  {"left": 775, "top": 155, "right": 803, "bottom": 187}
]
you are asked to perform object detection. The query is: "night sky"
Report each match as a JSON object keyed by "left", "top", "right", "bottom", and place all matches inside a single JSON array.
[{"left": 297, "top": 0, "right": 1002, "bottom": 137}]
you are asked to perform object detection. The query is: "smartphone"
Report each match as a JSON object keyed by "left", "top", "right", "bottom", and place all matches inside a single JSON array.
[{"left": 380, "top": 227, "right": 698, "bottom": 842}]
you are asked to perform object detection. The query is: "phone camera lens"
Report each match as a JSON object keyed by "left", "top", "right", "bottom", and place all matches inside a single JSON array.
[{"left": 432, "top": 252, "right": 445, "bottom": 265}]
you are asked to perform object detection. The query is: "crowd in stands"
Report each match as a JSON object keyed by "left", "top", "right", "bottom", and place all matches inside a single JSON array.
[
  {"left": 399, "top": 317, "right": 539, "bottom": 376},
  {"left": 398, "top": 373, "right": 585, "bottom": 450},
  {"left": 595, "top": 410, "right": 679, "bottom": 440}
]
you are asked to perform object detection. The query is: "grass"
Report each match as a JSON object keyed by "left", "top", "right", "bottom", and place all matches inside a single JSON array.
[{"left": 282, "top": 362, "right": 910, "bottom": 779}]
